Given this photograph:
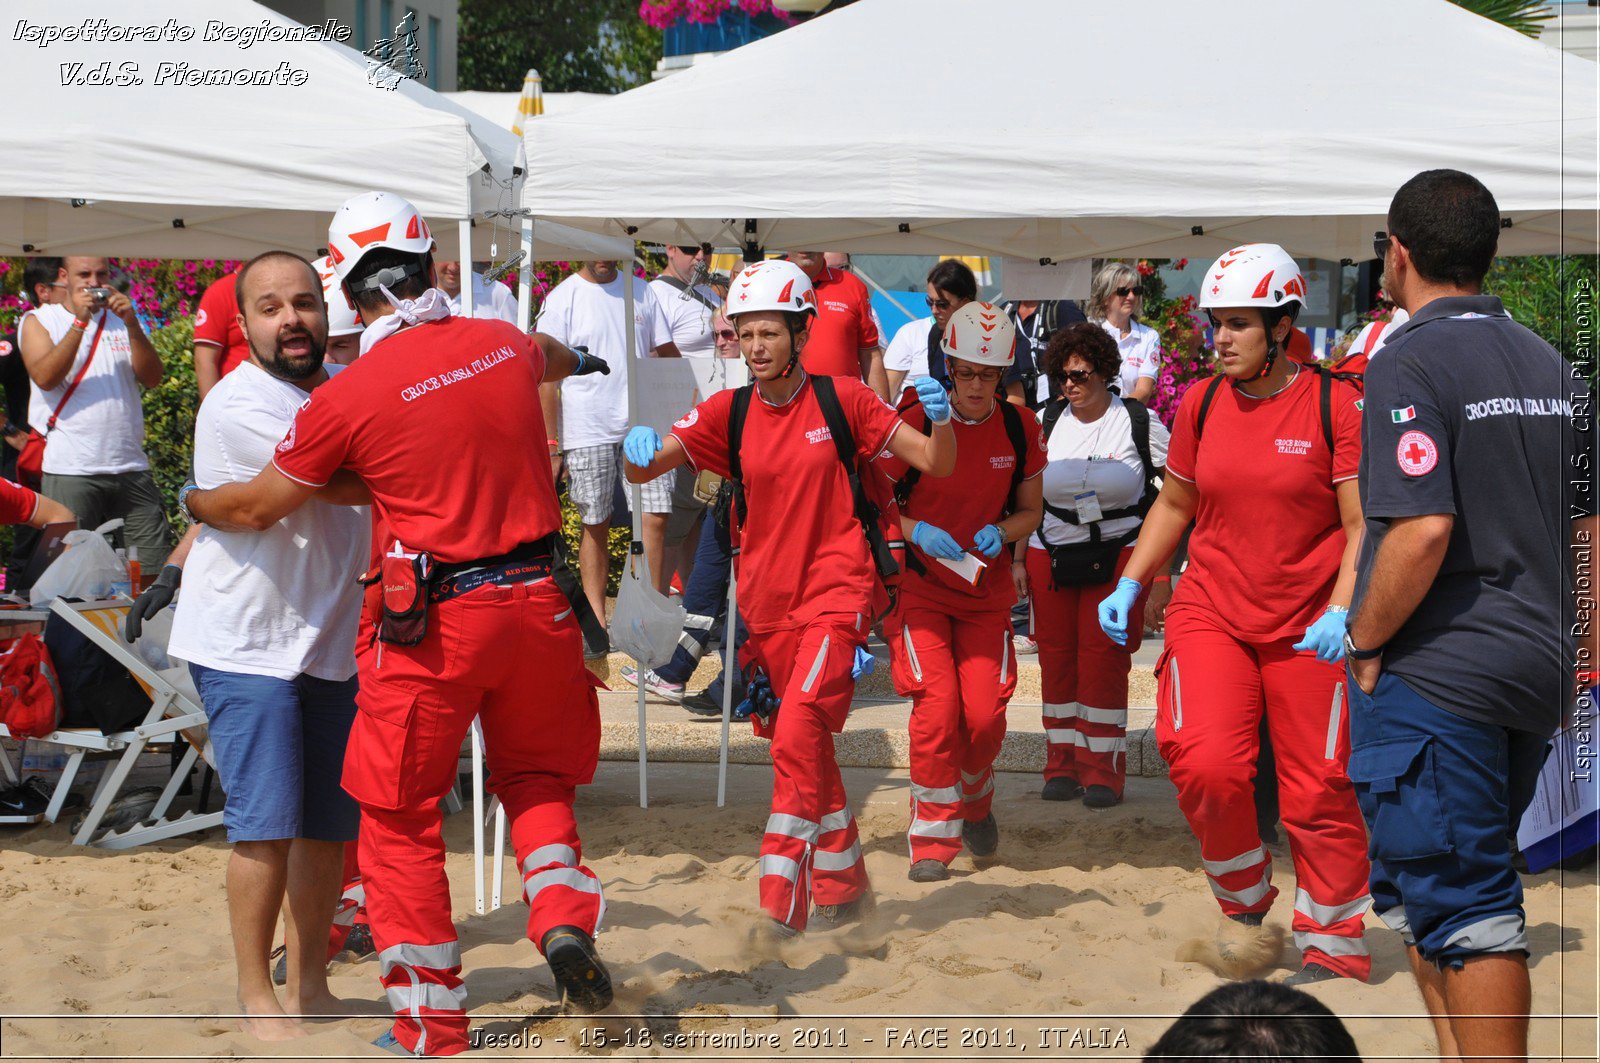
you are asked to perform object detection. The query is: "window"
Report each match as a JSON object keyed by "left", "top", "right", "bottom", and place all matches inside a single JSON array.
[
  {"left": 355, "top": 0, "right": 367, "bottom": 48},
  {"left": 428, "top": 17, "right": 440, "bottom": 88}
]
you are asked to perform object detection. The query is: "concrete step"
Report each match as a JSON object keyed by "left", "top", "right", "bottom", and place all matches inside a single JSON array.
[{"left": 586, "top": 640, "right": 1170, "bottom": 779}]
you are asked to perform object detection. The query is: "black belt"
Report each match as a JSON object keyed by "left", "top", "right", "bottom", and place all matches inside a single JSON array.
[{"left": 429, "top": 537, "right": 555, "bottom": 603}]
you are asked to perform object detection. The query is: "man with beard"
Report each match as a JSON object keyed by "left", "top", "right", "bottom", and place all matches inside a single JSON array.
[{"left": 161, "top": 251, "right": 370, "bottom": 1042}]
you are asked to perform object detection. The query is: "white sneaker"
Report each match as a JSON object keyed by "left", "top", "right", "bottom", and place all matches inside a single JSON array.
[
  {"left": 618, "top": 665, "right": 685, "bottom": 702},
  {"left": 1013, "top": 635, "right": 1038, "bottom": 655}
]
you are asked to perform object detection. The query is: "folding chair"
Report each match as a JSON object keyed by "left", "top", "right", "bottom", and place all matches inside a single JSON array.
[
  {"left": 39, "top": 600, "right": 222, "bottom": 848},
  {"left": 471, "top": 718, "right": 510, "bottom": 914}
]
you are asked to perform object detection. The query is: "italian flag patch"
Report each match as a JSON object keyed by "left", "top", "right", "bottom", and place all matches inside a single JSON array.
[{"left": 1391, "top": 406, "right": 1416, "bottom": 424}]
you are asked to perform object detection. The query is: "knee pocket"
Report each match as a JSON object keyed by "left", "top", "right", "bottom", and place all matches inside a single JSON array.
[{"left": 1348, "top": 735, "right": 1454, "bottom": 862}]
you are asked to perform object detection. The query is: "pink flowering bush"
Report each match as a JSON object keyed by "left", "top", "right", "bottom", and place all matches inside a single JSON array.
[{"left": 639, "top": 0, "right": 795, "bottom": 29}]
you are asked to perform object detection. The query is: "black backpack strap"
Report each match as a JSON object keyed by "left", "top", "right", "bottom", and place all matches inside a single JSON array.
[
  {"left": 1317, "top": 365, "right": 1334, "bottom": 455},
  {"left": 998, "top": 399, "right": 1027, "bottom": 513},
  {"left": 812, "top": 376, "right": 899, "bottom": 581},
  {"left": 891, "top": 388, "right": 931, "bottom": 508},
  {"left": 1040, "top": 397, "right": 1068, "bottom": 445},
  {"left": 654, "top": 274, "right": 720, "bottom": 312},
  {"left": 1194, "top": 375, "right": 1226, "bottom": 442},
  {"left": 726, "top": 385, "right": 754, "bottom": 527},
  {"left": 1122, "top": 397, "right": 1161, "bottom": 516}
]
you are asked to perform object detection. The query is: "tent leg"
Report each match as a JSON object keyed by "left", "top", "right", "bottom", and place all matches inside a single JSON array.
[
  {"left": 623, "top": 268, "right": 648, "bottom": 809},
  {"left": 517, "top": 217, "right": 535, "bottom": 331},
  {"left": 458, "top": 216, "right": 475, "bottom": 318},
  {"left": 717, "top": 566, "right": 737, "bottom": 808}
]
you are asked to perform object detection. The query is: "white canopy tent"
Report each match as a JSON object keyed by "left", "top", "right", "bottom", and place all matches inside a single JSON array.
[
  {"left": 522, "top": 0, "right": 1598, "bottom": 261},
  {"left": 0, "top": 0, "right": 628, "bottom": 267}
]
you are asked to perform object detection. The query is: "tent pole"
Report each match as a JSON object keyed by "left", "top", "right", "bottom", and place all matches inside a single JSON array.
[
  {"left": 717, "top": 564, "right": 737, "bottom": 807},
  {"left": 517, "top": 216, "right": 534, "bottom": 331},
  {"left": 458, "top": 216, "right": 475, "bottom": 317},
  {"left": 623, "top": 265, "right": 648, "bottom": 809}
]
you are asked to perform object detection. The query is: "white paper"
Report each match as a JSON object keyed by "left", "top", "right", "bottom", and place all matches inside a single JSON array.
[{"left": 934, "top": 551, "right": 987, "bottom": 587}]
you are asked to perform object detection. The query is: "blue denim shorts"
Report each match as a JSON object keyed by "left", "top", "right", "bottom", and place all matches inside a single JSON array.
[
  {"left": 1346, "top": 669, "right": 1549, "bottom": 968},
  {"left": 192, "top": 664, "right": 360, "bottom": 843}
]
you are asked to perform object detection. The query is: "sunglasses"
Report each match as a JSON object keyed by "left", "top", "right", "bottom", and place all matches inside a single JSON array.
[
  {"left": 1114, "top": 285, "right": 1145, "bottom": 298},
  {"left": 950, "top": 367, "right": 1003, "bottom": 383},
  {"left": 715, "top": 329, "right": 738, "bottom": 342},
  {"left": 675, "top": 245, "right": 704, "bottom": 256},
  {"left": 1373, "top": 231, "right": 1398, "bottom": 260},
  {"left": 926, "top": 296, "right": 953, "bottom": 310},
  {"left": 1063, "top": 369, "right": 1098, "bottom": 385}
]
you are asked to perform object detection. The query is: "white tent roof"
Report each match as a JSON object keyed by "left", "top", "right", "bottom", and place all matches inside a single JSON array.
[
  {"left": 522, "top": 0, "right": 1597, "bottom": 261},
  {"left": 444, "top": 90, "right": 611, "bottom": 130},
  {"left": 0, "top": 0, "right": 627, "bottom": 262}
]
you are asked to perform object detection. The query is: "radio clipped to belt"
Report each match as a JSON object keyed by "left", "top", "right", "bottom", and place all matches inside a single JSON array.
[{"left": 377, "top": 546, "right": 433, "bottom": 646}]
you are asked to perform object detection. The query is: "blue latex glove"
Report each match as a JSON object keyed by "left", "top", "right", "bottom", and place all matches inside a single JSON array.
[
  {"left": 912, "top": 375, "right": 952, "bottom": 425},
  {"left": 1097, "top": 576, "right": 1143, "bottom": 646},
  {"left": 1294, "top": 607, "right": 1349, "bottom": 663},
  {"left": 623, "top": 426, "right": 662, "bottom": 469},
  {"left": 911, "top": 520, "right": 965, "bottom": 561},
  {"left": 972, "top": 524, "right": 1005, "bottom": 558},
  {"left": 851, "top": 644, "right": 876, "bottom": 679}
]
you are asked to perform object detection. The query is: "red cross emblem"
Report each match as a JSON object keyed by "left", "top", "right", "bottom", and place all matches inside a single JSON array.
[
  {"left": 738, "top": 290, "right": 748, "bottom": 301},
  {"left": 1211, "top": 284, "right": 1220, "bottom": 295},
  {"left": 1396, "top": 430, "right": 1438, "bottom": 476}
]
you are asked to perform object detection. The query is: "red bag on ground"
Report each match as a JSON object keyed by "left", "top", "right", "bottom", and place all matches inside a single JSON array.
[{"left": 0, "top": 634, "right": 61, "bottom": 738}]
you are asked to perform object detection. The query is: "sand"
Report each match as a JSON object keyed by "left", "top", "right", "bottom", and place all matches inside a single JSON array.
[{"left": 0, "top": 761, "right": 1594, "bottom": 1061}]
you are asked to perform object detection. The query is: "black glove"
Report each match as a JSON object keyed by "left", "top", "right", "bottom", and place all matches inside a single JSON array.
[
  {"left": 124, "top": 565, "right": 181, "bottom": 643},
  {"left": 571, "top": 346, "right": 610, "bottom": 376}
]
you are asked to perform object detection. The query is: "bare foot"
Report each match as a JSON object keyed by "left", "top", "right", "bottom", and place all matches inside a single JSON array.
[
  {"left": 290, "top": 988, "right": 346, "bottom": 1017},
  {"left": 236, "top": 993, "right": 306, "bottom": 1041}
]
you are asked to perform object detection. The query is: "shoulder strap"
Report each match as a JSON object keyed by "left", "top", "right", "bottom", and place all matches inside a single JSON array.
[
  {"left": 1040, "top": 397, "right": 1068, "bottom": 443},
  {"left": 727, "top": 385, "right": 754, "bottom": 527},
  {"left": 891, "top": 389, "right": 931, "bottom": 508},
  {"left": 655, "top": 274, "right": 719, "bottom": 312},
  {"left": 812, "top": 375, "right": 899, "bottom": 581},
  {"left": 46, "top": 313, "right": 107, "bottom": 433},
  {"left": 1317, "top": 365, "right": 1334, "bottom": 454},
  {"left": 1361, "top": 319, "right": 1386, "bottom": 357},
  {"left": 1122, "top": 397, "right": 1160, "bottom": 515},
  {"left": 998, "top": 399, "right": 1027, "bottom": 513},
  {"left": 1193, "top": 374, "right": 1226, "bottom": 443}
]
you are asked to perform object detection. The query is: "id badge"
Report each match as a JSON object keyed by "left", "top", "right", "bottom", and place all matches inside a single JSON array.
[{"left": 1072, "top": 491, "right": 1103, "bottom": 523}]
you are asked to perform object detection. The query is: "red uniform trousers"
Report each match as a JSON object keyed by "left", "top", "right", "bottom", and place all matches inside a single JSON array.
[
  {"left": 343, "top": 579, "right": 604, "bottom": 1056},
  {"left": 1155, "top": 606, "right": 1372, "bottom": 980},
  {"left": 886, "top": 599, "right": 1015, "bottom": 864},
  {"left": 1026, "top": 546, "right": 1146, "bottom": 797},
  {"left": 745, "top": 612, "right": 871, "bottom": 932}
]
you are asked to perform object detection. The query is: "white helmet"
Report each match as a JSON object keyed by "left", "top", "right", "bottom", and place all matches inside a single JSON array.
[
  {"left": 725, "top": 259, "right": 817, "bottom": 319},
  {"left": 313, "top": 255, "right": 364, "bottom": 337},
  {"left": 326, "top": 191, "right": 434, "bottom": 286},
  {"left": 941, "top": 301, "right": 1016, "bottom": 367},
  {"left": 1198, "top": 243, "right": 1306, "bottom": 310}
]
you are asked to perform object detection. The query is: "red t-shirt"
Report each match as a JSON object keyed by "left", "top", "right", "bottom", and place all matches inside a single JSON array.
[
  {"left": 670, "top": 376, "right": 902, "bottom": 634},
  {"left": 801, "top": 267, "right": 881, "bottom": 379},
  {"left": 894, "top": 403, "right": 1046, "bottom": 614},
  {"left": 0, "top": 477, "right": 38, "bottom": 525},
  {"left": 1165, "top": 369, "right": 1362, "bottom": 642},
  {"left": 193, "top": 273, "right": 252, "bottom": 378},
  {"left": 273, "top": 317, "right": 561, "bottom": 565}
]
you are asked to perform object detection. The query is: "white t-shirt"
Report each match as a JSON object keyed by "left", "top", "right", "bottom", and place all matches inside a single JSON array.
[
  {"left": 884, "top": 316, "right": 935, "bottom": 388},
  {"left": 1347, "top": 308, "right": 1410, "bottom": 362},
  {"left": 25, "top": 304, "right": 150, "bottom": 476},
  {"left": 168, "top": 361, "right": 368, "bottom": 682},
  {"left": 1033, "top": 396, "right": 1170, "bottom": 548},
  {"left": 1100, "top": 318, "right": 1161, "bottom": 397},
  {"left": 649, "top": 276, "right": 720, "bottom": 356},
  {"left": 536, "top": 274, "right": 672, "bottom": 450},
  {"left": 446, "top": 273, "right": 519, "bottom": 325}
]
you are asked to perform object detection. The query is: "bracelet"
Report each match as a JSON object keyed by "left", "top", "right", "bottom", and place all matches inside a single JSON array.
[
  {"left": 1325, "top": 604, "right": 1350, "bottom": 614},
  {"left": 69, "top": 319, "right": 88, "bottom": 331},
  {"left": 1152, "top": 575, "right": 1172, "bottom": 584},
  {"left": 547, "top": 438, "right": 561, "bottom": 451}
]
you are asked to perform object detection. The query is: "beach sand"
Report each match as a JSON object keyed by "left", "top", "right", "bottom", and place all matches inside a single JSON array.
[{"left": 1, "top": 761, "right": 1594, "bottom": 1061}]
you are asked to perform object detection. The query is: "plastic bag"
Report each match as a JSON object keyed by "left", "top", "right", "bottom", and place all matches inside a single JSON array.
[
  {"left": 30, "top": 519, "right": 127, "bottom": 606},
  {"left": 609, "top": 550, "right": 684, "bottom": 670}
]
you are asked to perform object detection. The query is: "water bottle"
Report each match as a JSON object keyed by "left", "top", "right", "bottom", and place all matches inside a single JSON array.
[{"left": 110, "top": 547, "right": 132, "bottom": 599}]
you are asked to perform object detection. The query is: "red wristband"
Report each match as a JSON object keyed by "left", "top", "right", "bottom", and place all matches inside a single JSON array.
[
  {"left": 547, "top": 438, "right": 561, "bottom": 451},
  {"left": 1152, "top": 575, "right": 1172, "bottom": 584}
]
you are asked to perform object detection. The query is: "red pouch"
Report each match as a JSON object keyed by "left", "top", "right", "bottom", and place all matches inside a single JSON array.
[{"left": 378, "top": 550, "right": 432, "bottom": 646}]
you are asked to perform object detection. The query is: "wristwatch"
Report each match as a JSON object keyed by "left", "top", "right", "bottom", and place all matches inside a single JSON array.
[
  {"left": 1342, "top": 630, "right": 1382, "bottom": 661},
  {"left": 178, "top": 481, "right": 202, "bottom": 526}
]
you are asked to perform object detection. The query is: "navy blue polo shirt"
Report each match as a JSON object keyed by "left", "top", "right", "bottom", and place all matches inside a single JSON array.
[{"left": 1353, "top": 295, "right": 1595, "bottom": 736}]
